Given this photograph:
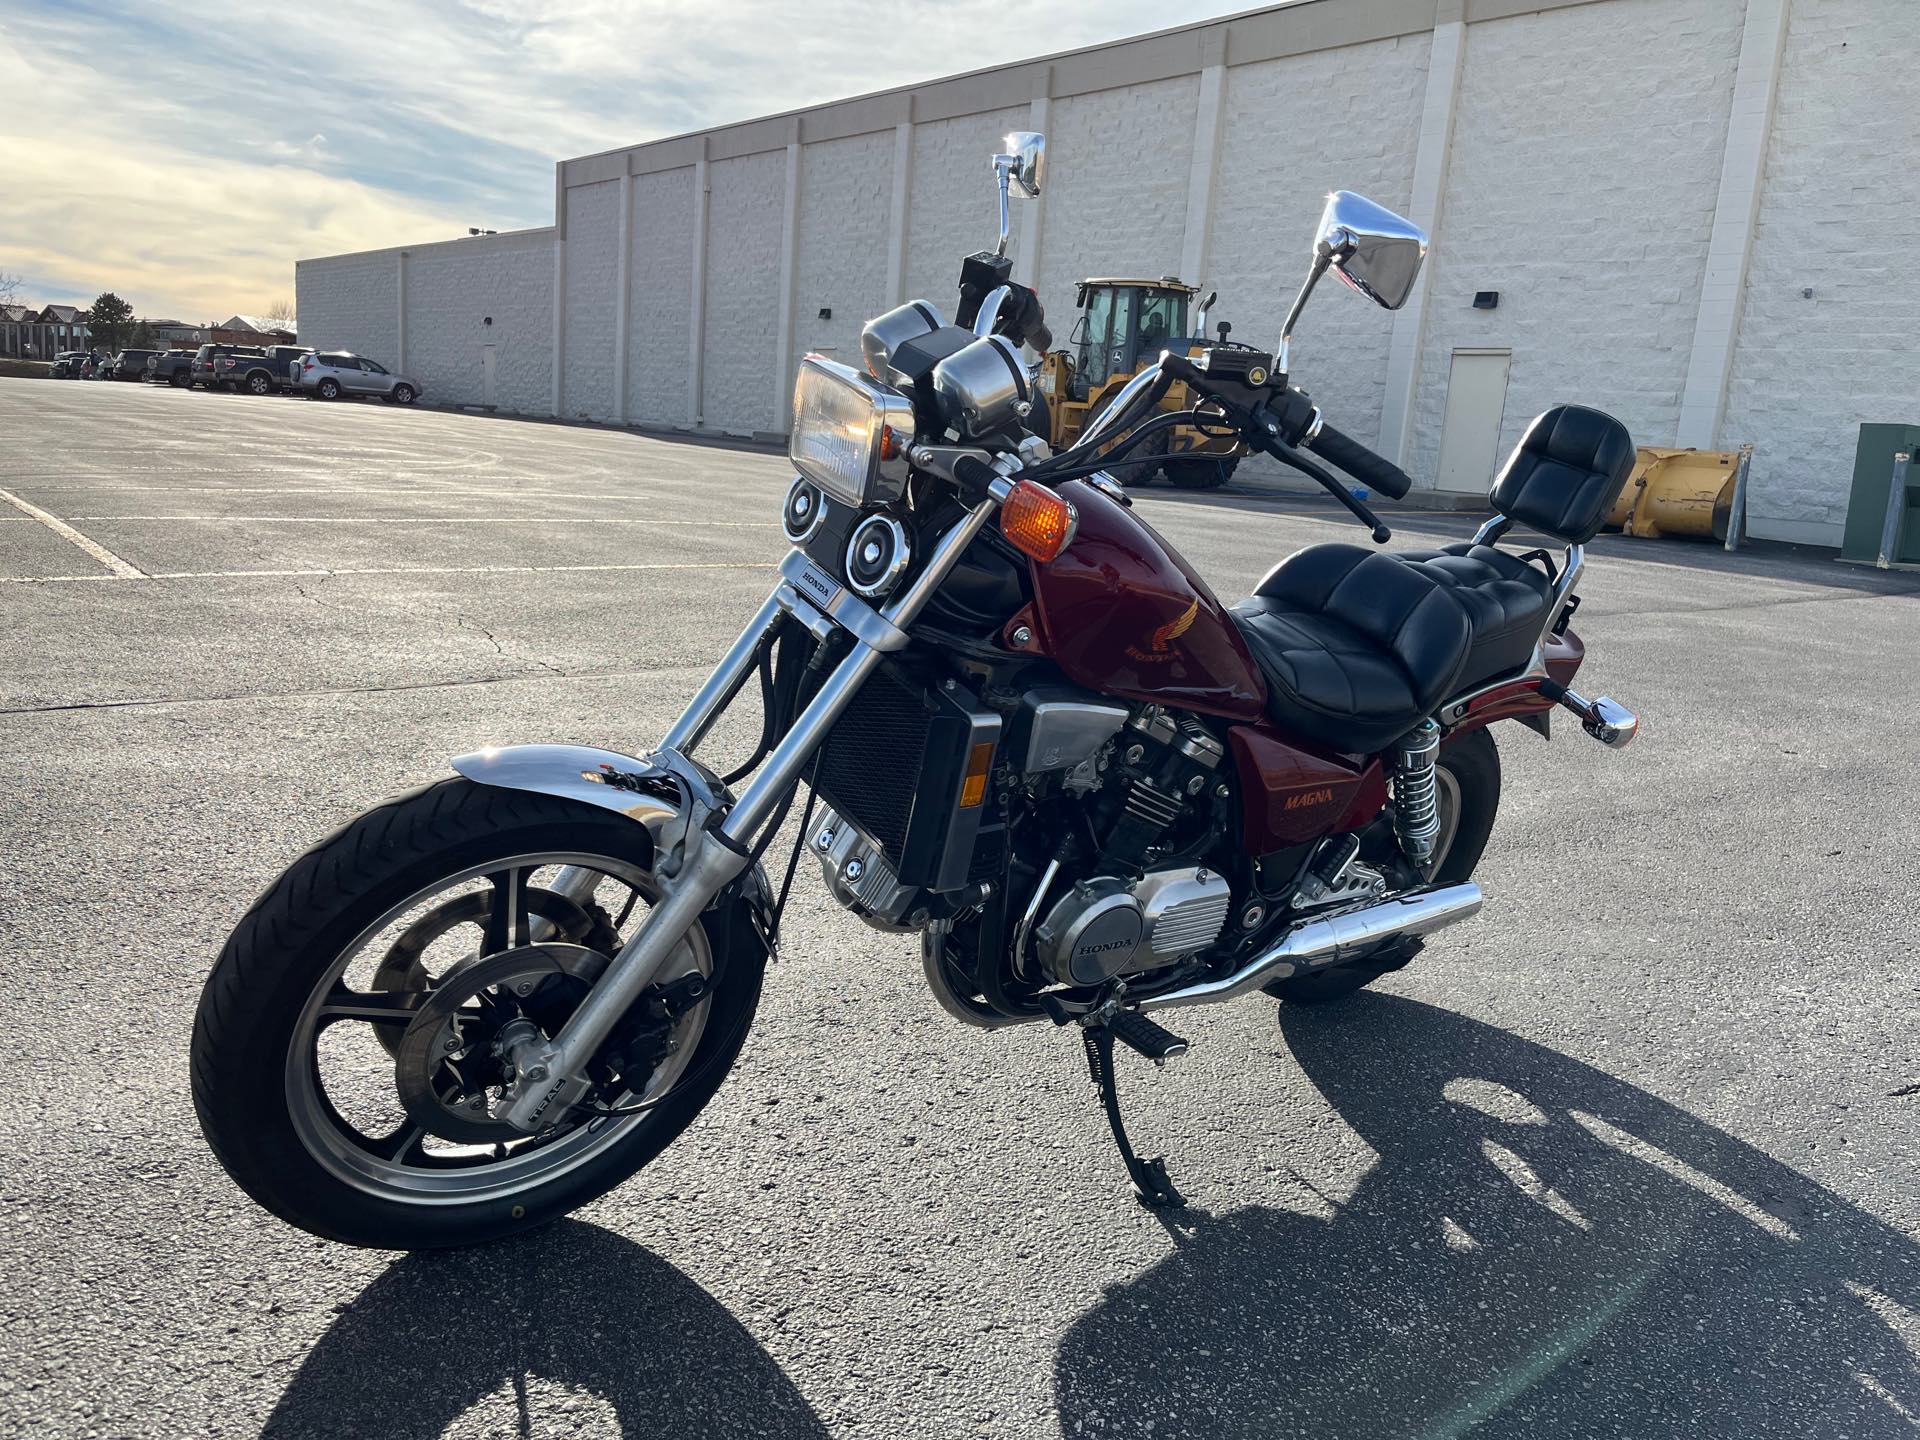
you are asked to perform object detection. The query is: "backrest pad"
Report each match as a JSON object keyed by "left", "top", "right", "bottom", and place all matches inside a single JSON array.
[{"left": 1489, "top": 405, "right": 1636, "bottom": 545}]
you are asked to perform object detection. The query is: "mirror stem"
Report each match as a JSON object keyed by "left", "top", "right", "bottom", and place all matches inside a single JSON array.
[
  {"left": 1276, "top": 253, "right": 1331, "bottom": 378},
  {"left": 992, "top": 156, "right": 1015, "bottom": 259}
]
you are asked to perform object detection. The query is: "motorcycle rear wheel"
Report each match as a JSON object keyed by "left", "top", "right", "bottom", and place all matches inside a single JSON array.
[
  {"left": 1267, "top": 727, "right": 1500, "bottom": 1005},
  {"left": 191, "top": 777, "right": 764, "bottom": 1249}
]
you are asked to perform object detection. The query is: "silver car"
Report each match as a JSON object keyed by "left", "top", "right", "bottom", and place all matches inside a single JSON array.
[{"left": 297, "top": 350, "right": 421, "bottom": 404}]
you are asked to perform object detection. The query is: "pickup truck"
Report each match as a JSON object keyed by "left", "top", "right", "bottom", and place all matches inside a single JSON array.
[
  {"left": 225, "top": 344, "right": 312, "bottom": 396},
  {"left": 146, "top": 351, "right": 195, "bottom": 386}
]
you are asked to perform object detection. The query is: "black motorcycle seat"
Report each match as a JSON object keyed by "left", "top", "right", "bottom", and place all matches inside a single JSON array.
[
  {"left": 1230, "top": 543, "right": 1472, "bottom": 753},
  {"left": 1395, "top": 542, "right": 1554, "bottom": 691}
]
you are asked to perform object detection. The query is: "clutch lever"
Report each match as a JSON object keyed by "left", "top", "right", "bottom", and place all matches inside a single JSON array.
[{"left": 1255, "top": 430, "right": 1392, "bottom": 543}]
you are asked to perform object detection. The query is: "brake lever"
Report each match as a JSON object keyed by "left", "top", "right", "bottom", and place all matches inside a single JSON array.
[{"left": 1261, "top": 434, "right": 1392, "bottom": 543}]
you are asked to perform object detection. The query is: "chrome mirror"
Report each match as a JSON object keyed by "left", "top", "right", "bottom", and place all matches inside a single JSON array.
[
  {"left": 1316, "top": 190, "right": 1427, "bottom": 311},
  {"left": 1004, "top": 131, "right": 1045, "bottom": 199},
  {"left": 1276, "top": 190, "right": 1428, "bottom": 375},
  {"left": 991, "top": 132, "right": 1046, "bottom": 257}
]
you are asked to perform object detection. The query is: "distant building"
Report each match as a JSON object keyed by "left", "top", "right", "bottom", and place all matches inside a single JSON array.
[
  {"left": 0, "top": 305, "right": 31, "bottom": 358},
  {"left": 1, "top": 304, "right": 92, "bottom": 358},
  {"left": 213, "top": 314, "right": 296, "bottom": 344},
  {"left": 147, "top": 320, "right": 209, "bottom": 349}
]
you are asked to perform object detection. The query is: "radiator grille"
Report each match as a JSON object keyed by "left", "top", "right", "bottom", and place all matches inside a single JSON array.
[{"left": 816, "top": 665, "right": 930, "bottom": 861}]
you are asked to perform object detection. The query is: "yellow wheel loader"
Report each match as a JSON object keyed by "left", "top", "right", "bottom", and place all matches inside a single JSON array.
[{"left": 1031, "top": 278, "right": 1252, "bottom": 489}]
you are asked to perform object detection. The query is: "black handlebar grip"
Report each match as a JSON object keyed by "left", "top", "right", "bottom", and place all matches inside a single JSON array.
[
  {"left": 1027, "top": 318, "right": 1052, "bottom": 354},
  {"left": 1305, "top": 422, "right": 1414, "bottom": 500}
]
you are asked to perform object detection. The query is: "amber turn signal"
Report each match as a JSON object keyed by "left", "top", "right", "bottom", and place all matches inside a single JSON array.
[
  {"left": 958, "top": 740, "right": 995, "bottom": 809},
  {"left": 999, "top": 480, "right": 1078, "bottom": 563}
]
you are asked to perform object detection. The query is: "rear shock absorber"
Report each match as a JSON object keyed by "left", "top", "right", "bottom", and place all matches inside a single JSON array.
[{"left": 1391, "top": 718, "right": 1441, "bottom": 869}]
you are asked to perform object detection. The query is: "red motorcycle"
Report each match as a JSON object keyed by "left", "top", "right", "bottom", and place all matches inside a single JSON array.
[{"left": 193, "top": 134, "right": 1640, "bottom": 1247}]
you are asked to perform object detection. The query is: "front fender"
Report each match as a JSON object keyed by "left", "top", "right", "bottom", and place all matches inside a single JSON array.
[{"left": 450, "top": 743, "right": 775, "bottom": 947}]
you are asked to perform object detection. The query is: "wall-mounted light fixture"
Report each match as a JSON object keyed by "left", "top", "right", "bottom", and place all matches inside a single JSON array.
[{"left": 1472, "top": 291, "right": 1500, "bottom": 310}]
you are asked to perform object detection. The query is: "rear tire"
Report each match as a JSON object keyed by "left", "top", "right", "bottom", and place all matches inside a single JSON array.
[
  {"left": 1118, "top": 429, "right": 1168, "bottom": 487},
  {"left": 246, "top": 371, "right": 272, "bottom": 395},
  {"left": 317, "top": 378, "right": 341, "bottom": 400},
  {"left": 1163, "top": 456, "right": 1239, "bottom": 490},
  {"left": 1267, "top": 727, "right": 1501, "bottom": 1005},
  {"left": 191, "top": 777, "right": 766, "bottom": 1249}
]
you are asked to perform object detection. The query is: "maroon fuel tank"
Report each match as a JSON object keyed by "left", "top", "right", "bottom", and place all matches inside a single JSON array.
[{"left": 1022, "top": 478, "right": 1267, "bottom": 723}]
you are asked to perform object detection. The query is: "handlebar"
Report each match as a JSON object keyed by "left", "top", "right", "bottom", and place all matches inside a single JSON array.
[
  {"left": 1251, "top": 430, "right": 1391, "bottom": 543},
  {"left": 1301, "top": 419, "right": 1413, "bottom": 500}
]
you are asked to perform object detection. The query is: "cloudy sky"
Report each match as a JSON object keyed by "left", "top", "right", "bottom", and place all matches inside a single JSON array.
[{"left": 1, "top": 1, "right": 1250, "bottom": 323}]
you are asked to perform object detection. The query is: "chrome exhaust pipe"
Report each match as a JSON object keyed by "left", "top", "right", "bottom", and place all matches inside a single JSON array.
[{"left": 1138, "top": 883, "right": 1483, "bottom": 1011}]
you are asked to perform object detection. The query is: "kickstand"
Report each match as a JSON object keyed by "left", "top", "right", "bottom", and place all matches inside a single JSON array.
[{"left": 1082, "top": 1024, "right": 1185, "bottom": 1209}]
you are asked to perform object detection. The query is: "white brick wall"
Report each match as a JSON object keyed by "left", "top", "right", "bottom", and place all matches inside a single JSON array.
[
  {"left": 562, "top": 180, "right": 620, "bottom": 421},
  {"left": 1037, "top": 76, "right": 1198, "bottom": 326},
  {"left": 295, "top": 254, "right": 399, "bottom": 369},
  {"left": 628, "top": 166, "right": 696, "bottom": 426},
  {"left": 701, "top": 149, "right": 786, "bottom": 434},
  {"left": 299, "top": 0, "right": 1920, "bottom": 545},
  {"left": 404, "top": 231, "right": 553, "bottom": 414},
  {"left": 792, "top": 131, "right": 896, "bottom": 386},
  {"left": 1409, "top": 0, "right": 1744, "bottom": 488},
  {"left": 905, "top": 107, "right": 1030, "bottom": 317},
  {"left": 1210, "top": 34, "right": 1431, "bottom": 451},
  {"left": 1721, "top": 0, "right": 1920, "bottom": 547}
]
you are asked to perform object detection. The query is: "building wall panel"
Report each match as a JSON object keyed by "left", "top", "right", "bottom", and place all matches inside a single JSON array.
[
  {"left": 793, "top": 131, "right": 896, "bottom": 388},
  {"left": 403, "top": 232, "right": 554, "bottom": 414},
  {"left": 628, "top": 166, "right": 696, "bottom": 426},
  {"left": 1408, "top": 0, "right": 1744, "bottom": 489},
  {"left": 1209, "top": 33, "right": 1430, "bottom": 451},
  {"left": 562, "top": 179, "right": 621, "bottom": 420},
  {"left": 1721, "top": 0, "right": 1920, "bottom": 546},
  {"left": 905, "top": 106, "right": 1030, "bottom": 315},
  {"left": 701, "top": 149, "right": 787, "bottom": 434},
  {"left": 295, "top": 254, "right": 399, "bottom": 369}
]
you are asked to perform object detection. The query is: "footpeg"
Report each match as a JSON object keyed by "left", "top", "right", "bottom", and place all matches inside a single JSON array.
[
  {"left": 1106, "top": 1009, "right": 1188, "bottom": 1065},
  {"left": 1542, "top": 680, "right": 1640, "bottom": 750}
]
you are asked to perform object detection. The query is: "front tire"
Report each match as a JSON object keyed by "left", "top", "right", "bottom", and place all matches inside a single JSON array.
[
  {"left": 246, "top": 372, "right": 272, "bottom": 395},
  {"left": 191, "top": 777, "right": 765, "bottom": 1249},
  {"left": 392, "top": 384, "right": 416, "bottom": 405},
  {"left": 1267, "top": 727, "right": 1501, "bottom": 1005}
]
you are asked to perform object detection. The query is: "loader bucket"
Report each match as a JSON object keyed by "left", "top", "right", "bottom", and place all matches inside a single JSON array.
[{"left": 1605, "top": 447, "right": 1741, "bottom": 541}]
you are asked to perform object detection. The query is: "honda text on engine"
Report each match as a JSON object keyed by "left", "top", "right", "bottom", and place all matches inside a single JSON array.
[{"left": 193, "top": 134, "right": 1642, "bottom": 1245}]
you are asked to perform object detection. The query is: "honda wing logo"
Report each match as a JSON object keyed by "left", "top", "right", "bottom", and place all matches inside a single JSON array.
[{"left": 1124, "top": 596, "right": 1200, "bottom": 665}]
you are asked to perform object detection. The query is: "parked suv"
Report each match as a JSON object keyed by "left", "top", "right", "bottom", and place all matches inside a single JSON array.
[
  {"left": 108, "top": 349, "right": 160, "bottom": 381},
  {"left": 191, "top": 343, "right": 266, "bottom": 390},
  {"left": 49, "top": 352, "right": 88, "bottom": 378},
  {"left": 147, "top": 351, "right": 195, "bottom": 386},
  {"left": 298, "top": 351, "right": 421, "bottom": 404},
  {"left": 227, "top": 344, "right": 312, "bottom": 396}
]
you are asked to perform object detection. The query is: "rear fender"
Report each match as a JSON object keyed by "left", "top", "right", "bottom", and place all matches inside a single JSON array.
[
  {"left": 1440, "top": 629, "right": 1585, "bottom": 741},
  {"left": 450, "top": 743, "right": 775, "bottom": 948}
]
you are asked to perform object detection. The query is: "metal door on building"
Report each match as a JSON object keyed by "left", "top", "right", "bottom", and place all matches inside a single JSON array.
[
  {"left": 481, "top": 344, "right": 497, "bottom": 410},
  {"left": 1436, "top": 348, "right": 1511, "bottom": 495}
]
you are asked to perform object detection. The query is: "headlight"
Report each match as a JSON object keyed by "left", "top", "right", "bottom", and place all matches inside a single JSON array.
[{"left": 789, "top": 355, "right": 914, "bottom": 508}]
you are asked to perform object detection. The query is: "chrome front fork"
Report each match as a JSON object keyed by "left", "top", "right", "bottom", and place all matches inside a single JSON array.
[{"left": 500, "top": 488, "right": 1006, "bottom": 1131}]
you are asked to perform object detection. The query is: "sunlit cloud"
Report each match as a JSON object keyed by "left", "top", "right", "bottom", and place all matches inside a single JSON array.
[{"left": 0, "top": 0, "right": 1246, "bottom": 319}]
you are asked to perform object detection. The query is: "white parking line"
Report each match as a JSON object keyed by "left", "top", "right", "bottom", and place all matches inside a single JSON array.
[
  {"left": 0, "top": 488, "right": 148, "bottom": 579},
  {"left": 0, "top": 560, "right": 778, "bottom": 585},
  {"left": 67, "top": 515, "right": 780, "bottom": 527}
]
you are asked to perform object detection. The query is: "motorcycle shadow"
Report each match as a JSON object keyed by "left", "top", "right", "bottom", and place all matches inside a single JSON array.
[
  {"left": 264, "top": 1218, "right": 825, "bottom": 1439},
  {"left": 1056, "top": 994, "right": 1919, "bottom": 1440}
]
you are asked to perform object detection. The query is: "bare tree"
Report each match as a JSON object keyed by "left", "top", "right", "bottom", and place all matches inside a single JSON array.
[
  {"left": 0, "top": 273, "right": 20, "bottom": 306},
  {"left": 263, "top": 297, "right": 296, "bottom": 329}
]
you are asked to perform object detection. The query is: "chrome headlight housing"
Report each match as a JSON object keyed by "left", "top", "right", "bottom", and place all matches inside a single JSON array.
[{"left": 789, "top": 355, "right": 913, "bottom": 509}]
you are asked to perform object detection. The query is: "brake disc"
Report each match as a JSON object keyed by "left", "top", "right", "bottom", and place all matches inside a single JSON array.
[{"left": 391, "top": 943, "right": 608, "bottom": 1144}]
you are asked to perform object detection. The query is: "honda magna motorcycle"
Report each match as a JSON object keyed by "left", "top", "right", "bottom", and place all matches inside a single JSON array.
[{"left": 194, "top": 133, "right": 1641, "bottom": 1247}]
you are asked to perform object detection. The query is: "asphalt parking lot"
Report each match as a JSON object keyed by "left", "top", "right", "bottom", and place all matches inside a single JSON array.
[{"left": 2, "top": 376, "right": 1917, "bottom": 1439}]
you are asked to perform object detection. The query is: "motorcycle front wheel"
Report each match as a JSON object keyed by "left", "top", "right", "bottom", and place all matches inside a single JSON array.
[{"left": 191, "top": 777, "right": 765, "bottom": 1249}]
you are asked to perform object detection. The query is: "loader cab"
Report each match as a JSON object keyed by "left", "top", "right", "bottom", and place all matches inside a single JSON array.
[{"left": 1068, "top": 279, "right": 1196, "bottom": 400}]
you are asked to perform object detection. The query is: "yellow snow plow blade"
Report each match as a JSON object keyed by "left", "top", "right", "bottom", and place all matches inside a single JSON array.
[{"left": 1606, "top": 447, "right": 1742, "bottom": 541}]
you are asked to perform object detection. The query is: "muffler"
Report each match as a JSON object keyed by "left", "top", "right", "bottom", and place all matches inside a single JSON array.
[{"left": 1139, "top": 883, "right": 1483, "bottom": 1011}]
